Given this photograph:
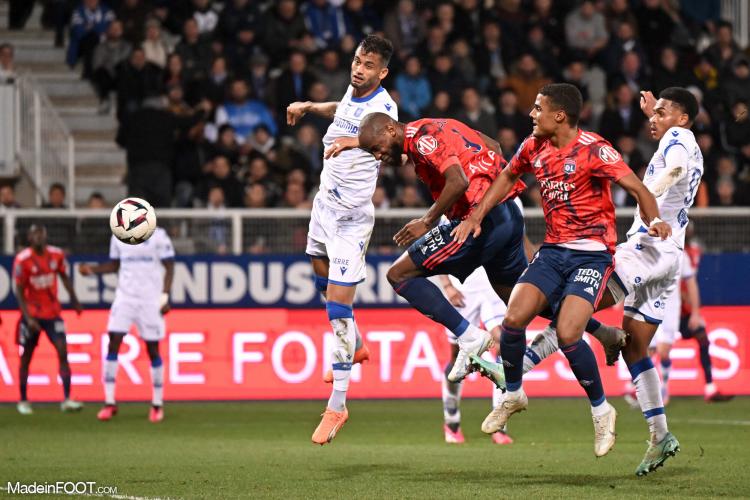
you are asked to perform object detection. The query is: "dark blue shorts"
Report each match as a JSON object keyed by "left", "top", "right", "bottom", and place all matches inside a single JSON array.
[
  {"left": 17, "top": 317, "right": 66, "bottom": 347},
  {"left": 407, "top": 201, "right": 527, "bottom": 285},
  {"left": 518, "top": 244, "right": 615, "bottom": 315}
]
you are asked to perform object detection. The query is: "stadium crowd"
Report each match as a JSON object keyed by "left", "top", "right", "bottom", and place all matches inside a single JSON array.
[{"left": 7, "top": 0, "right": 750, "bottom": 209}]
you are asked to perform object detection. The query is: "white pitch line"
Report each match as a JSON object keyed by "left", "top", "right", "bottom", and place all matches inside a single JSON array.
[{"left": 673, "top": 418, "right": 750, "bottom": 426}]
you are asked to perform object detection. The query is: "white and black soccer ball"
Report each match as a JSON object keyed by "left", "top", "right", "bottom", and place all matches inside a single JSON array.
[{"left": 109, "top": 197, "right": 157, "bottom": 244}]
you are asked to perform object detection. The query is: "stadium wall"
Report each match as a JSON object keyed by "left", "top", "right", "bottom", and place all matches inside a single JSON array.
[{"left": 0, "top": 307, "right": 747, "bottom": 402}]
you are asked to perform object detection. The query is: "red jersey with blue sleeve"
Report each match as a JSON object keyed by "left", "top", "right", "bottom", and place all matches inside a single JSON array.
[
  {"left": 508, "top": 130, "right": 632, "bottom": 253},
  {"left": 13, "top": 246, "right": 67, "bottom": 319},
  {"left": 403, "top": 118, "right": 526, "bottom": 220}
]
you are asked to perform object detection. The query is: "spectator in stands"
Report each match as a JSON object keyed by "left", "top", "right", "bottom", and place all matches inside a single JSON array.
[
  {"left": 245, "top": 183, "right": 268, "bottom": 208},
  {"left": 191, "top": 0, "right": 219, "bottom": 35},
  {"left": 397, "top": 185, "right": 426, "bottom": 208},
  {"left": 295, "top": 125, "right": 322, "bottom": 175},
  {"left": 213, "top": 79, "right": 276, "bottom": 144},
  {"left": 602, "top": 20, "right": 646, "bottom": 77},
  {"left": 244, "top": 53, "right": 271, "bottom": 103},
  {"left": 635, "top": 0, "right": 677, "bottom": 64},
  {"left": 202, "top": 155, "right": 244, "bottom": 208},
  {"left": 0, "top": 43, "right": 16, "bottom": 82},
  {"left": 91, "top": 20, "right": 131, "bottom": 115},
  {"left": 303, "top": 0, "right": 345, "bottom": 51},
  {"left": 174, "top": 18, "right": 212, "bottom": 82},
  {"left": 383, "top": 0, "right": 424, "bottom": 61},
  {"left": 504, "top": 53, "right": 551, "bottom": 114},
  {"left": 418, "top": 25, "right": 449, "bottom": 63},
  {"left": 395, "top": 56, "right": 431, "bottom": 121},
  {"left": 495, "top": 88, "right": 531, "bottom": 140},
  {"left": 205, "top": 186, "right": 230, "bottom": 254},
  {"left": 451, "top": 38, "right": 477, "bottom": 85},
  {"left": 313, "top": 49, "right": 349, "bottom": 100},
  {"left": 609, "top": 50, "right": 650, "bottom": 93},
  {"left": 652, "top": 46, "right": 696, "bottom": 94},
  {"left": 372, "top": 185, "right": 389, "bottom": 209},
  {"left": 598, "top": 83, "right": 645, "bottom": 144},
  {"left": 564, "top": 0, "right": 608, "bottom": 62},
  {"left": 455, "top": 87, "right": 497, "bottom": 138},
  {"left": 497, "top": 127, "right": 518, "bottom": 163},
  {"left": 142, "top": 18, "right": 170, "bottom": 69},
  {"left": 0, "top": 185, "right": 20, "bottom": 210},
  {"left": 343, "top": 0, "right": 381, "bottom": 43},
  {"left": 115, "top": 47, "right": 163, "bottom": 122},
  {"left": 611, "top": 134, "right": 646, "bottom": 206},
  {"left": 67, "top": 0, "right": 114, "bottom": 79},
  {"left": 117, "top": 0, "right": 149, "bottom": 45},
  {"left": 273, "top": 51, "right": 316, "bottom": 128},
  {"left": 561, "top": 59, "right": 594, "bottom": 125},
  {"left": 8, "top": 0, "right": 35, "bottom": 30},
  {"left": 281, "top": 182, "right": 309, "bottom": 209},
  {"left": 193, "top": 56, "right": 229, "bottom": 106},
  {"left": 42, "top": 183, "right": 67, "bottom": 209},
  {"left": 428, "top": 51, "right": 465, "bottom": 101},
  {"left": 495, "top": 0, "right": 526, "bottom": 50},
  {"left": 703, "top": 20, "right": 741, "bottom": 75},
  {"left": 425, "top": 90, "right": 453, "bottom": 118},
  {"left": 720, "top": 57, "right": 750, "bottom": 113},
  {"left": 262, "top": 0, "right": 314, "bottom": 61},
  {"left": 225, "top": 16, "right": 259, "bottom": 75},
  {"left": 475, "top": 20, "right": 509, "bottom": 92},
  {"left": 86, "top": 192, "right": 106, "bottom": 208},
  {"left": 217, "top": 0, "right": 260, "bottom": 45},
  {"left": 246, "top": 125, "right": 276, "bottom": 157}
]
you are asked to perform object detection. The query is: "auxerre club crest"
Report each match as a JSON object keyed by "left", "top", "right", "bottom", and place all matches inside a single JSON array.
[{"left": 416, "top": 135, "right": 438, "bottom": 155}]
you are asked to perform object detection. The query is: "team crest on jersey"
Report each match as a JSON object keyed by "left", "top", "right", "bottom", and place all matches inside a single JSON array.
[
  {"left": 563, "top": 160, "right": 576, "bottom": 174},
  {"left": 50, "top": 260, "right": 57, "bottom": 270},
  {"left": 671, "top": 130, "right": 679, "bottom": 137},
  {"left": 416, "top": 135, "right": 438, "bottom": 155},
  {"left": 533, "top": 158, "right": 542, "bottom": 169},
  {"left": 647, "top": 164, "right": 655, "bottom": 176},
  {"left": 354, "top": 107, "right": 364, "bottom": 117},
  {"left": 598, "top": 145, "right": 621, "bottom": 164}
]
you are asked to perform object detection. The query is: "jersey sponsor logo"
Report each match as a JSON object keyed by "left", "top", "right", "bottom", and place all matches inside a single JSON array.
[
  {"left": 416, "top": 135, "right": 438, "bottom": 155},
  {"left": 678, "top": 208, "right": 688, "bottom": 227},
  {"left": 563, "top": 160, "right": 576, "bottom": 174},
  {"left": 419, "top": 226, "right": 447, "bottom": 254},
  {"left": 539, "top": 179, "right": 576, "bottom": 201},
  {"left": 672, "top": 130, "right": 679, "bottom": 137},
  {"left": 340, "top": 266, "right": 348, "bottom": 275},
  {"left": 384, "top": 103, "right": 392, "bottom": 111},
  {"left": 450, "top": 128, "right": 482, "bottom": 153},
  {"left": 583, "top": 286, "right": 595, "bottom": 296},
  {"left": 29, "top": 273, "right": 55, "bottom": 289},
  {"left": 333, "top": 116, "right": 359, "bottom": 134},
  {"left": 573, "top": 268, "right": 601, "bottom": 287},
  {"left": 598, "top": 145, "right": 621, "bottom": 164}
]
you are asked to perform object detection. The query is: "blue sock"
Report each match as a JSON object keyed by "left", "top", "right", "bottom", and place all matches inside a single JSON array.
[
  {"left": 560, "top": 339, "right": 606, "bottom": 407},
  {"left": 698, "top": 337, "right": 713, "bottom": 384},
  {"left": 500, "top": 324, "right": 526, "bottom": 391},
  {"left": 393, "top": 277, "right": 469, "bottom": 336},
  {"left": 586, "top": 317, "right": 602, "bottom": 333}
]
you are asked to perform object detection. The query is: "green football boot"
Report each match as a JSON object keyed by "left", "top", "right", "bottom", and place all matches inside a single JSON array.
[
  {"left": 636, "top": 432, "right": 680, "bottom": 476},
  {"left": 469, "top": 353, "right": 506, "bottom": 390}
]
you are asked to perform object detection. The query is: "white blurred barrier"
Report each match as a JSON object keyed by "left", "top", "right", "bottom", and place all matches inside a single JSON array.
[{"left": 722, "top": 0, "right": 750, "bottom": 47}]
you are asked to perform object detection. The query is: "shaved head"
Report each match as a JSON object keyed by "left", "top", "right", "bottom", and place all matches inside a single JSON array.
[{"left": 358, "top": 112, "right": 404, "bottom": 165}]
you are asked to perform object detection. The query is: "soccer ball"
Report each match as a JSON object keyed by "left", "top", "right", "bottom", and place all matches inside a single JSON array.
[{"left": 109, "top": 197, "right": 157, "bottom": 244}]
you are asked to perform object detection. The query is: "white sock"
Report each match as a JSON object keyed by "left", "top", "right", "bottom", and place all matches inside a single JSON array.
[
  {"left": 634, "top": 367, "right": 668, "bottom": 441},
  {"left": 104, "top": 359, "right": 118, "bottom": 405},
  {"left": 523, "top": 325, "right": 559, "bottom": 374},
  {"left": 705, "top": 382, "right": 717, "bottom": 395},
  {"left": 441, "top": 375, "right": 462, "bottom": 426},
  {"left": 327, "top": 317, "right": 357, "bottom": 412},
  {"left": 150, "top": 361, "right": 164, "bottom": 407},
  {"left": 591, "top": 399, "right": 610, "bottom": 417}
]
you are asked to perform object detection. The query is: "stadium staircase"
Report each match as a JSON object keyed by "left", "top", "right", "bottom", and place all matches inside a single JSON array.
[{"left": 0, "top": 2, "right": 126, "bottom": 206}]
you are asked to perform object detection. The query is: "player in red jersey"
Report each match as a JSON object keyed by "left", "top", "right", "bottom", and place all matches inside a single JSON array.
[
  {"left": 13, "top": 224, "right": 83, "bottom": 415},
  {"left": 453, "top": 83, "right": 671, "bottom": 457},
  {"left": 337, "top": 113, "right": 528, "bottom": 382}
]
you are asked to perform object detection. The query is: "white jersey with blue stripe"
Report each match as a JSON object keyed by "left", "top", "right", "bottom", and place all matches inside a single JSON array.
[
  {"left": 627, "top": 126, "right": 703, "bottom": 249},
  {"left": 110, "top": 227, "right": 175, "bottom": 304},
  {"left": 320, "top": 85, "right": 398, "bottom": 209}
]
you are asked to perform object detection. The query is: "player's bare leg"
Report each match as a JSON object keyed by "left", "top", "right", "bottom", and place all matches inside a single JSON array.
[
  {"left": 481, "top": 283, "right": 547, "bottom": 434},
  {"left": 313, "top": 257, "right": 370, "bottom": 384},
  {"left": 621, "top": 317, "right": 680, "bottom": 476},
  {"left": 98, "top": 332, "right": 125, "bottom": 421},
  {"left": 388, "top": 253, "right": 493, "bottom": 383},
  {"left": 51, "top": 335, "right": 82, "bottom": 412},
  {"left": 17, "top": 331, "right": 37, "bottom": 415},
  {"left": 556, "top": 295, "right": 616, "bottom": 457},
  {"left": 312, "top": 282, "right": 356, "bottom": 445},
  {"left": 146, "top": 340, "right": 164, "bottom": 422}
]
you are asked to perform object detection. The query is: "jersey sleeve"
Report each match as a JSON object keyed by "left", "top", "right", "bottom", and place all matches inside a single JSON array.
[
  {"left": 12, "top": 257, "right": 27, "bottom": 287},
  {"left": 109, "top": 235, "right": 120, "bottom": 260},
  {"left": 661, "top": 130, "right": 690, "bottom": 180},
  {"left": 590, "top": 141, "right": 632, "bottom": 181},
  {"left": 157, "top": 230, "right": 176, "bottom": 260},
  {"left": 507, "top": 136, "right": 534, "bottom": 176}
]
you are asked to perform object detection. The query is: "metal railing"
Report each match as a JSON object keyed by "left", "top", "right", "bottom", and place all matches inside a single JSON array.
[
  {"left": 14, "top": 73, "right": 75, "bottom": 206},
  {"left": 1, "top": 207, "right": 749, "bottom": 256}
]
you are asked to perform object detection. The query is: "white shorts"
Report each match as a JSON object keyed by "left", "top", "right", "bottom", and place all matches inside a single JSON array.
[
  {"left": 651, "top": 287, "right": 681, "bottom": 346},
  {"left": 445, "top": 277, "right": 507, "bottom": 345},
  {"left": 107, "top": 298, "right": 165, "bottom": 341},
  {"left": 615, "top": 234, "right": 682, "bottom": 325},
  {"left": 306, "top": 193, "right": 374, "bottom": 285}
]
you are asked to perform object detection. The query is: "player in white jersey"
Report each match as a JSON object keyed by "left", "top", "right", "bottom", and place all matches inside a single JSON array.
[
  {"left": 80, "top": 227, "right": 175, "bottom": 423},
  {"left": 286, "top": 35, "right": 398, "bottom": 445}
]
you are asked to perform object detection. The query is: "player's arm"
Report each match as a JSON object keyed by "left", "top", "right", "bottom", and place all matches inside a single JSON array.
[
  {"left": 477, "top": 131, "right": 502, "bottom": 156},
  {"left": 639, "top": 91, "right": 656, "bottom": 118},
  {"left": 649, "top": 143, "right": 689, "bottom": 197},
  {"left": 450, "top": 168, "right": 521, "bottom": 243},
  {"left": 58, "top": 267, "right": 83, "bottom": 315},
  {"left": 324, "top": 136, "right": 359, "bottom": 159},
  {"left": 286, "top": 101, "right": 339, "bottom": 125},
  {"left": 438, "top": 275, "right": 465, "bottom": 307},
  {"left": 393, "top": 164, "right": 468, "bottom": 247},
  {"left": 161, "top": 258, "right": 175, "bottom": 314},
  {"left": 684, "top": 274, "right": 704, "bottom": 330},
  {"left": 15, "top": 283, "right": 41, "bottom": 333},
  {"left": 79, "top": 260, "right": 120, "bottom": 275},
  {"left": 616, "top": 172, "right": 671, "bottom": 239}
]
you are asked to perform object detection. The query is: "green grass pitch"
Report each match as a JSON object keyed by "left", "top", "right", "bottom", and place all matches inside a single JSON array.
[{"left": 1, "top": 397, "right": 749, "bottom": 499}]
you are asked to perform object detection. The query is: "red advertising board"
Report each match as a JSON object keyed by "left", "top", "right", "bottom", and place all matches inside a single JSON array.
[{"left": 0, "top": 307, "right": 748, "bottom": 402}]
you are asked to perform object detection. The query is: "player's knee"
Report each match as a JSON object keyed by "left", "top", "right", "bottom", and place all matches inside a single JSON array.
[
  {"left": 386, "top": 265, "right": 404, "bottom": 286},
  {"left": 502, "top": 311, "right": 527, "bottom": 331}
]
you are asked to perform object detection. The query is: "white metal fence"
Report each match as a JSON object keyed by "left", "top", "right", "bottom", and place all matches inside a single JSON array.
[
  {"left": 1, "top": 207, "right": 749, "bottom": 256},
  {"left": 14, "top": 73, "right": 75, "bottom": 206},
  {"left": 722, "top": 0, "right": 750, "bottom": 47}
]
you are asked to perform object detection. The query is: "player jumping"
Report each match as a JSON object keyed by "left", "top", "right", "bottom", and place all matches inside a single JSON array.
[
  {"left": 453, "top": 83, "right": 670, "bottom": 458},
  {"left": 13, "top": 224, "right": 84, "bottom": 414},
  {"left": 286, "top": 35, "right": 397, "bottom": 445},
  {"left": 80, "top": 227, "right": 175, "bottom": 423}
]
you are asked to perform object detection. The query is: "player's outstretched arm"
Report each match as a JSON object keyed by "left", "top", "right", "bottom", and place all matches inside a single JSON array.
[
  {"left": 161, "top": 259, "right": 175, "bottom": 315},
  {"left": 640, "top": 90, "right": 657, "bottom": 118},
  {"left": 393, "top": 164, "right": 468, "bottom": 247},
  {"left": 451, "top": 168, "right": 521, "bottom": 243},
  {"left": 79, "top": 260, "right": 120, "bottom": 276},
  {"left": 616, "top": 172, "right": 672, "bottom": 239},
  {"left": 286, "top": 101, "right": 339, "bottom": 125},
  {"left": 58, "top": 269, "right": 83, "bottom": 315}
]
